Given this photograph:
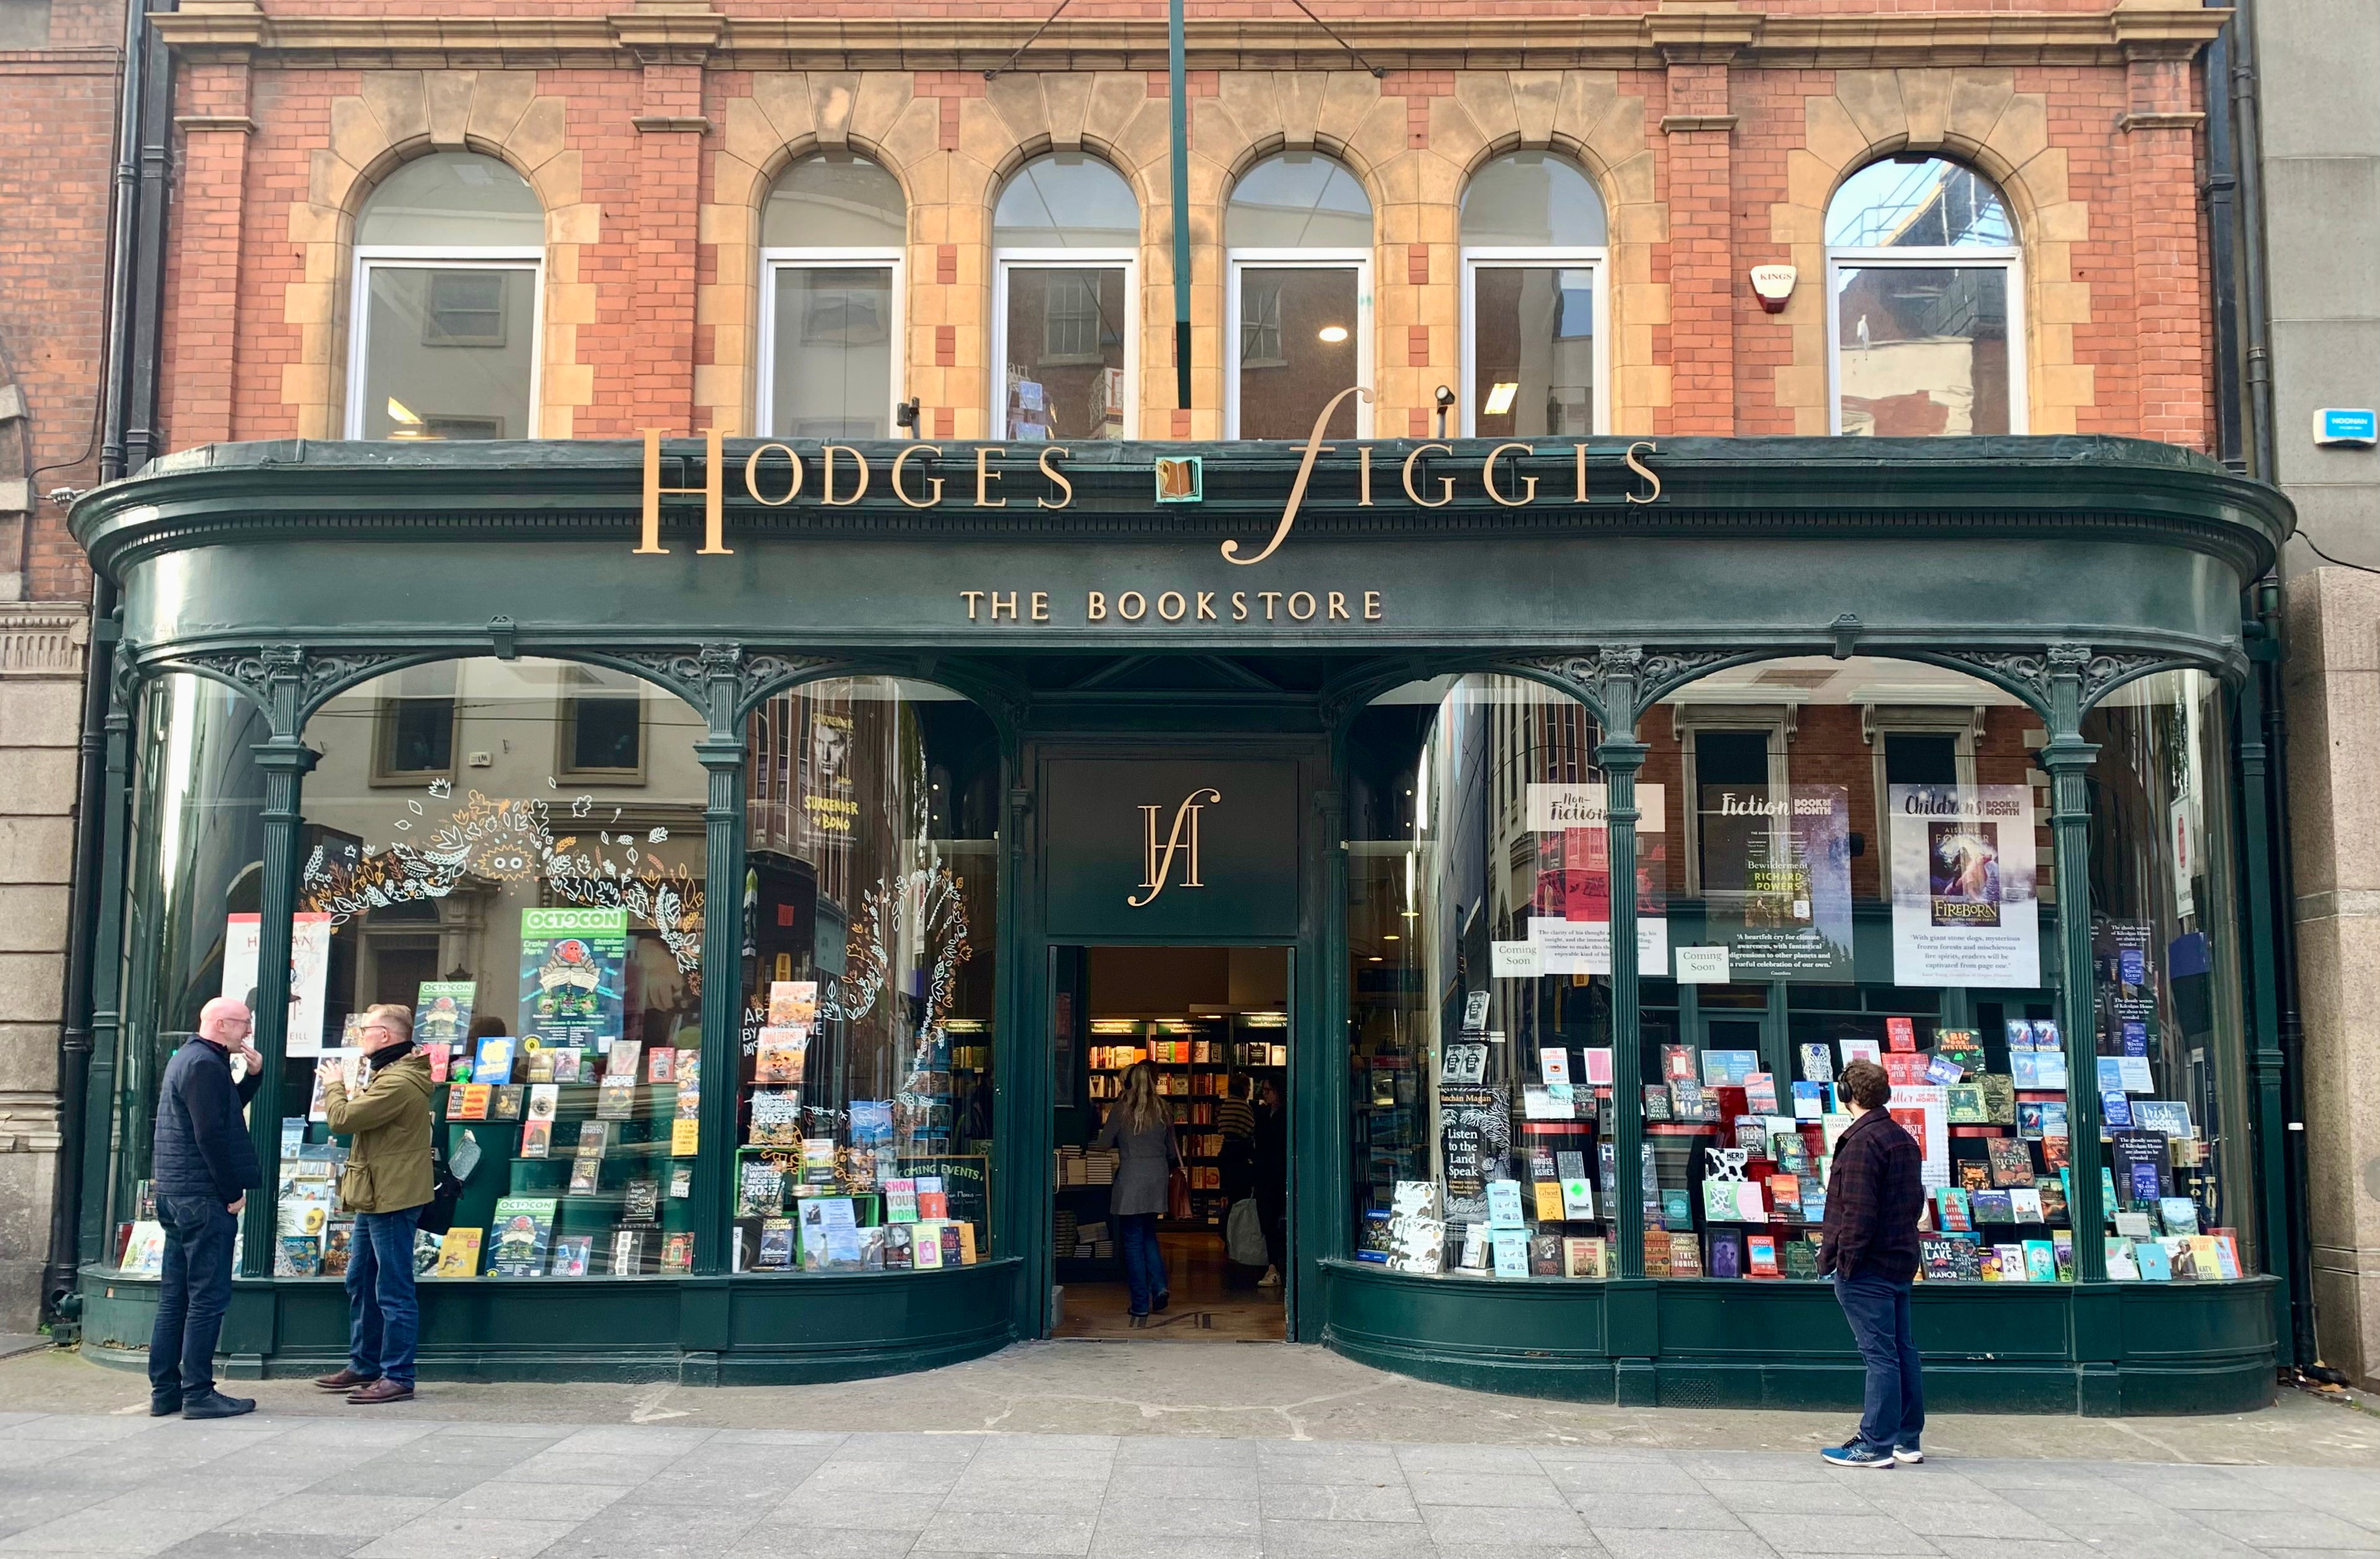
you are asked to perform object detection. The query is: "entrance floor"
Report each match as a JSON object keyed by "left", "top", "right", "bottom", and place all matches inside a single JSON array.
[{"left": 1055, "top": 1231, "right": 1286, "bottom": 1340}]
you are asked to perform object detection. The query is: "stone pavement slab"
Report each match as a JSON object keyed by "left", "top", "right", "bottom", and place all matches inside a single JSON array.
[{"left": 0, "top": 1408, "right": 2359, "bottom": 1559}]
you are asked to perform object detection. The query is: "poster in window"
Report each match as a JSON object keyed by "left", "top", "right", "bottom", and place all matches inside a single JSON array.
[
  {"left": 1437, "top": 1083, "right": 1508, "bottom": 1225},
  {"left": 1885, "top": 1082, "right": 1951, "bottom": 1190},
  {"left": 1524, "top": 784, "right": 1667, "bottom": 974},
  {"left": 800, "top": 688, "right": 856, "bottom": 855},
  {"left": 1698, "top": 784, "right": 1854, "bottom": 980},
  {"left": 517, "top": 906, "right": 628, "bottom": 1052},
  {"left": 1888, "top": 784, "right": 2039, "bottom": 988},
  {"left": 222, "top": 912, "right": 335, "bottom": 1057}
]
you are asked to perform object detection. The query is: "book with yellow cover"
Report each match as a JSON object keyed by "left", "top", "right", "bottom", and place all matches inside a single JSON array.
[{"left": 433, "top": 1227, "right": 482, "bottom": 1278}]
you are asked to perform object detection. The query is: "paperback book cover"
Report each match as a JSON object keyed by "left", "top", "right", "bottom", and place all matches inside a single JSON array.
[
  {"left": 756, "top": 1028, "right": 808, "bottom": 1085},
  {"left": 1641, "top": 1229, "right": 1672, "bottom": 1277},
  {"left": 1708, "top": 1228, "right": 1744, "bottom": 1278},
  {"left": 1668, "top": 1232, "right": 1703, "bottom": 1277},
  {"left": 749, "top": 1090, "right": 801, "bottom": 1146},
  {"left": 610, "top": 1230, "right": 646, "bottom": 1275},
  {"left": 1986, "top": 1137, "right": 2036, "bottom": 1187},
  {"left": 1529, "top": 1232, "right": 1563, "bottom": 1276},
  {"left": 916, "top": 1176, "right": 950, "bottom": 1220},
  {"left": 1791, "top": 1082, "right": 1826, "bottom": 1120},
  {"left": 649, "top": 1046, "right": 676, "bottom": 1085},
  {"left": 1784, "top": 1234, "right": 1821, "bottom": 1279},
  {"left": 755, "top": 1218, "right": 795, "bottom": 1269},
  {"left": 2022, "top": 1239, "right": 2058, "bottom": 1283},
  {"left": 884, "top": 1178, "right": 919, "bottom": 1222},
  {"left": 2105, "top": 1238, "right": 2142, "bottom": 1280},
  {"left": 1490, "top": 1227, "right": 1530, "bottom": 1277},
  {"left": 662, "top": 1232, "right": 695, "bottom": 1273},
  {"left": 1978, "top": 1073, "right": 2017, "bottom": 1124},
  {"left": 552, "top": 1236, "right": 592, "bottom": 1276},
  {"left": 803, "top": 1136, "right": 839, "bottom": 1186},
  {"left": 1746, "top": 1234, "right": 1780, "bottom": 1278},
  {"left": 597, "top": 1075, "right": 636, "bottom": 1120},
  {"left": 1563, "top": 1236, "right": 1607, "bottom": 1278},
  {"left": 1559, "top": 1178, "right": 1595, "bottom": 1220},
  {"left": 433, "top": 1227, "right": 482, "bottom": 1278},
  {"left": 1798, "top": 1043, "right": 1834, "bottom": 1083},
  {"left": 472, "top": 1036, "right": 516, "bottom": 1085},
  {"left": 492, "top": 1085, "right": 525, "bottom": 1122},
  {"left": 520, "top": 1119, "right": 552, "bottom": 1159}
]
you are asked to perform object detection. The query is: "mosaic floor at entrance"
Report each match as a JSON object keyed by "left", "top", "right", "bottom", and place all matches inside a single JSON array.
[{"left": 1055, "top": 1231, "right": 1286, "bottom": 1341}]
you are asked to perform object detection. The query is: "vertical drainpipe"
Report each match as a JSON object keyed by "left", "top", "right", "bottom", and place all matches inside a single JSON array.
[{"left": 1169, "top": 0, "right": 1192, "bottom": 415}]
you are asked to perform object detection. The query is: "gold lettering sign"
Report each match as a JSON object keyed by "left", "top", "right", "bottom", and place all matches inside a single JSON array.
[
  {"left": 1130, "top": 788, "right": 1220, "bottom": 908},
  {"left": 633, "top": 412, "right": 1662, "bottom": 563}
]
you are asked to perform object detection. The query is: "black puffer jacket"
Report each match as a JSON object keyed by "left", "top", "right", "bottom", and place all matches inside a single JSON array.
[{"left": 151, "top": 1036, "right": 263, "bottom": 1201}]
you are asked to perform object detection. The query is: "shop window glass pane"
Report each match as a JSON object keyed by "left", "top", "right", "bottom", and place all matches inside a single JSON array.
[
  {"left": 1826, "top": 157, "right": 2013, "bottom": 249},
  {"left": 357, "top": 152, "right": 543, "bottom": 248},
  {"left": 2083, "top": 670, "right": 2254, "bottom": 1279},
  {"left": 1835, "top": 266, "right": 2011, "bottom": 436},
  {"left": 993, "top": 153, "right": 1138, "bottom": 250},
  {"left": 1471, "top": 267, "right": 1595, "bottom": 438},
  {"left": 295, "top": 659, "right": 710, "bottom": 1279},
  {"left": 1347, "top": 674, "right": 1618, "bottom": 1280},
  {"left": 1003, "top": 267, "right": 1127, "bottom": 440},
  {"left": 1236, "top": 268, "right": 1358, "bottom": 440},
  {"left": 1225, "top": 152, "right": 1373, "bottom": 248},
  {"left": 735, "top": 677, "right": 999, "bottom": 1274},
  {"left": 1460, "top": 151, "right": 1607, "bottom": 248},
  {"left": 760, "top": 151, "right": 906, "bottom": 249},
  {"left": 360, "top": 265, "right": 537, "bottom": 440},
  {"left": 107, "top": 674, "right": 269, "bottom": 1272},
  {"left": 770, "top": 266, "right": 894, "bottom": 440},
  {"left": 1646, "top": 656, "right": 2066, "bottom": 1283}
]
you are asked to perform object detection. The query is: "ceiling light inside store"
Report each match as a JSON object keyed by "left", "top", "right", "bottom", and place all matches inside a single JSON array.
[
  {"left": 1317, "top": 325, "right": 1349, "bottom": 343},
  {"left": 1484, "top": 382, "right": 1520, "bottom": 416}
]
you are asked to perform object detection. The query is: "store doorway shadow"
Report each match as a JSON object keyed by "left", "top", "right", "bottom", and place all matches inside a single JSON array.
[{"left": 1051, "top": 945, "right": 1291, "bottom": 1344}]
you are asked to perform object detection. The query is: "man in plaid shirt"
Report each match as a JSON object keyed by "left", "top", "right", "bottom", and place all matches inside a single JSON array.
[{"left": 1818, "top": 1059, "right": 1926, "bottom": 1469}]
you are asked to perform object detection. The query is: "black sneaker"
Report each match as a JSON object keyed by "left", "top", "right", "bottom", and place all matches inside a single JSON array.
[
  {"left": 181, "top": 1390, "right": 256, "bottom": 1421},
  {"left": 148, "top": 1393, "right": 181, "bottom": 1417}
]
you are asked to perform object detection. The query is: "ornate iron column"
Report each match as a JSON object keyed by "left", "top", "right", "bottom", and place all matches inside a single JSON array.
[{"left": 2040, "top": 646, "right": 2107, "bottom": 1283}]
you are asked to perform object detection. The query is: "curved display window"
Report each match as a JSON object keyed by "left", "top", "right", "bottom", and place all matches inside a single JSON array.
[
  {"left": 733, "top": 676, "right": 999, "bottom": 1274},
  {"left": 294, "top": 658, "right": 710, "bottom": 1279},
  {"left": 106, "top": 673, "right": 270, "bottom": 1275},
  {"left": 1346, "top": 674, "right": 1616, "bottom": 1279},
  {"left": 2084, "top": 669, "right": 2255, "bottom": 1278},
  {"left": 1641, "top": 656, "right": 2070, "bottom": 1281}
]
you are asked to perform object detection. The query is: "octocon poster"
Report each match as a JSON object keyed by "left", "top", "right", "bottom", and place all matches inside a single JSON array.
[{"left": 518, "top": 906, "right": 628, "bottom": 1052}]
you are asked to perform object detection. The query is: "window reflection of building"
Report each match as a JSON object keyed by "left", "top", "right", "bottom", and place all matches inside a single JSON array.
[
  {"left": 1461, "top": 153, "right": 1607, "bottom": 438},
  {"left": 993, "top": 155, "right": 1138, "bottom": 441},
  {"left": 762, "top": 152, "right": 906, "bottom": 440},
  {"left": 1227, "top": 153, "right": 1372, "bottom": 439},
  {"left": 1826, "top": 157, "right": 2020, "bottom": 436}
]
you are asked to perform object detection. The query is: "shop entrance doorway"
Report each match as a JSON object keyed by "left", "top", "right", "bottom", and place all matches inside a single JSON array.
[{"left": 1049, "top": 944, "right": 1291, "bottom": 1341}]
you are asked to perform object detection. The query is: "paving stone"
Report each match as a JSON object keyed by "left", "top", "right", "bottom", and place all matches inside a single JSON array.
[
  {"left": 1422, "top": 1503, "right": 1598, "bottom": 1549},
  {"left": 347, "top": 1516, "right": 575, "bottom": 1558},
  {"left": 1256, "top": 1516, "right": 1436, "bottom": 1557},
  {"left": 1576, "top": 1491, "right": 1750, "bottom": 1529},
  {"left": 1405, "top": 1470, "right": 1570, "bottom": 1508},
  {"left": 212, "top": 1497, "right": 446, "bottom": 1537},
  {"left": 1588, "top": 1529, "right": 1780, "bottom": 1559},
  {"left": 153, "top": 1537, "right": 366, "bottom": 1559},
  {"left": 913, "top": 1509, "right": 1099, "bottom": 1555},
  {"left": 1255, "top": 1481, "right": 1420, "bottom": 1522},
  {"left": 2192, "top": 1506, "right": 2380, "bottom": 1549},
  {"left": 1739, "top": 1511, "right": 1940, "bottom": 1555}
]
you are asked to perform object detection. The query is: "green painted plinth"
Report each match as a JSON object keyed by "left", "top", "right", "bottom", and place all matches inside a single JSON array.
[
  {"left": 77, "top": 1258, "right": 1021, "bottom": 1386},
  {"left": 1318, "top": 1261, "right": 2278, "bottom": 1416}
]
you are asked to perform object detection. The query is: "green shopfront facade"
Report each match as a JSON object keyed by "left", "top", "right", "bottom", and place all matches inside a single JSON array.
[{"left": 67, "top": 433, "right": 2292, "bottom": 1414}]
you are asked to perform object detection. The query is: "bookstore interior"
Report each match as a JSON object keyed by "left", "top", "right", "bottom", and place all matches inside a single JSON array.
[{"left": 68, "top": 431, "right": 2292, "bottom": 1410}]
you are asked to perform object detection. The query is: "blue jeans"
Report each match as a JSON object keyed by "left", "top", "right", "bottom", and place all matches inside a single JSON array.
[
  {"left": 1117, "top": 1213, "right": 1166, "bottom": 1316},
  {"left": 150, "top": 1193, "right": 238, "bottom": 1401},
  {"left": 1834, "top": 1273, "right": 1924, "bottom": 1450},
  {"left": 348, "top": 1206, "right": 423, "bottom": 1385}
]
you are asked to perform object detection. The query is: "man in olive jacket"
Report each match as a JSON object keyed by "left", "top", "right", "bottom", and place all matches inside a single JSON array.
[{"left": 315, "top": 1003, "right": 435, "bottom": 1404}]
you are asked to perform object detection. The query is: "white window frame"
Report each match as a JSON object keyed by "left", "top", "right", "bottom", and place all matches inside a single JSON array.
[
  {"left": 1459, "top": 246, "right": 1610, "bottom": 438},
  {"left": 991, "top": 248, "right": 1139, "bottom": 441},
  {"left": 345, "top": 246, "right": 544, "bottom": 440},
  {"left": 756, "top": 245, "right": 905, "bottom": 439},
  {"left": 1225, "top": 250, "right": 1374, "bottom": 440},
  {"left": 1824, "top": 245, "right": 2026, "bottom": 436}
]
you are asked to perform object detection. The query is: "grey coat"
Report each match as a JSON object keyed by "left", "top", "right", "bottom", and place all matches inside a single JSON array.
[{"left": 1093, "top": 1109, "right": 1182, "bottom": 1218}]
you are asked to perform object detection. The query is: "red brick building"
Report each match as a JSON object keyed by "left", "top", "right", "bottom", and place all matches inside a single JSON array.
[{"left": 0, "top": 0, "right": 123, "bottom": 1329}]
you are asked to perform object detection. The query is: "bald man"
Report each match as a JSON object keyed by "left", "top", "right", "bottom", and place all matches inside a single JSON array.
[{"left": 148, "top": 995, "right": 266, "bottom": 1419}]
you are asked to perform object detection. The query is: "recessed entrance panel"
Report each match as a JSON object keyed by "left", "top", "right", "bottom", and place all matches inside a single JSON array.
[{"left": 1042, "top": 759, "right": 1300, "bottom": 941}]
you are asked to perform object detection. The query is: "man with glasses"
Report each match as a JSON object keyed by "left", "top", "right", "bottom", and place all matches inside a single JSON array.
[
  {"left": 148, "top": 996, "right": 266, "bottom": 1419},
  {"left": 314, "top": 1004, "right": 436, "bottom": 1404}
]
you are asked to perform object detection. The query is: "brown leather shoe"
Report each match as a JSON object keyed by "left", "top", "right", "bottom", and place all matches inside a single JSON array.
[
  {"left": 315, "top": 1368, "right": 376, "bottom": 1391},
  {"left": 346, "top": 1379, "right": 414, "bottom": 1405}
]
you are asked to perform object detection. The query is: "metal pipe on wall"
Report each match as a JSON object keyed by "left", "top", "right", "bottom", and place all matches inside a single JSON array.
[{"left": 43, "top": 0, "right": 174, "bottom": 1329}]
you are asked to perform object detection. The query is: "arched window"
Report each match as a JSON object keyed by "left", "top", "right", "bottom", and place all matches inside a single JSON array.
[
  {"left": 348, "top": 153, "right": 544, "bottom": 441},
  {"left": 1226, "top": 153, "right": 1373, "bottom": 439},
  {"left": 1826, "top": 156, "right": 2022, "bottom": 436},
  {"left": 760, "top": 152, "right": 908, "bottom": 440},
  {"left": 1459, "top": 152, "right": 1608, "bottom": 438},
  {"left": 992, "top": 154, "right": 1139, "bottom": 440}
]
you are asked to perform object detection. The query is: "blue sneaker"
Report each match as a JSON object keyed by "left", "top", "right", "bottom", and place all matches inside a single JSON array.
[
  {"left": 1822, "top": 1441, "right": 1895, "bottom": 1470},
  {"left": 1893, "top": 1442, "right": 1923, "bottom": 1464}
]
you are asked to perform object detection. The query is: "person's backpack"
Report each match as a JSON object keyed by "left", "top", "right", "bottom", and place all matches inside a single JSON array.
[
  {"left": 414, "top": 1139, "right": 466, "bottom": 1236},
  {"left": 1225, "top": 1197, "right": 1268, "bottom": 1267}
]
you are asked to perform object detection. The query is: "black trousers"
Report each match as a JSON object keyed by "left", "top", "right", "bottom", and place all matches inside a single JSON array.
[{"left": 150, "top": 1194, "right": 237, "bottom": 1400}]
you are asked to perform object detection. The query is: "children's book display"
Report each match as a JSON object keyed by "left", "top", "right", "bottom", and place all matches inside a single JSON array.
[{"left": 730, "top": 978, "right": 989, "bottom": 1273}]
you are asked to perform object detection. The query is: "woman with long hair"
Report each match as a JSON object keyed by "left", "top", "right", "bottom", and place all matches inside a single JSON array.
[{"left": 1093, "top": 1059, "right": 1182, "bottom": 1321}]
